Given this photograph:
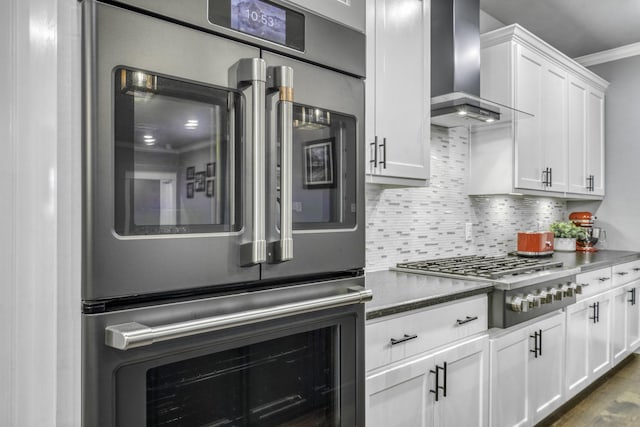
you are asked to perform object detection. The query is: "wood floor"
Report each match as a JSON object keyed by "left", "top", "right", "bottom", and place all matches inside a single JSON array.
[{"left": 541, "top": 354, "right": 640, "bottom": 426}]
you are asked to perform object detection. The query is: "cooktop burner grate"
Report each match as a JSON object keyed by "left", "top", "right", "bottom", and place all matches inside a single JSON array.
[{"left": 396, "top": 255, "right": 563, "bottom": 280}]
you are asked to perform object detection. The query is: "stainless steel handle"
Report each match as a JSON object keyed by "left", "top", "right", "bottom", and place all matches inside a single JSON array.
[
  {"left": 237, "top": 58, "right": 267, "bottom": 266},
  {"left": 105, "top": 288, "right": 373, "bottom": 350},
  {"left": 617, "top": 272, "right": 629, "bottom": 276},
  {"left": 598, "top": 277, "right": 611, "bottom": 282},
  {"left": 268, "top": 66, "right": 294, "bottom": 263}
]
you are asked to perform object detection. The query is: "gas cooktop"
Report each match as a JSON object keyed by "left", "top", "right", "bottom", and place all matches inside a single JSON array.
[{"left": 393, "top": 255, "right": 578, "bottom": 290}]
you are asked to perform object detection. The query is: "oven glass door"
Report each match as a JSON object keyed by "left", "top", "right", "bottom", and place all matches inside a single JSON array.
[
  {"left": 86, "top": 2, "right": 263, "bottom": 300},
  {"left": 112, "top": 314, "right": 358, "bottom": 426},
  {"left": 262, "top": 52, "right": 365, "bottom": 279},
  {"left": 114, "top": 68, "right": 240, "bottom": 236}
]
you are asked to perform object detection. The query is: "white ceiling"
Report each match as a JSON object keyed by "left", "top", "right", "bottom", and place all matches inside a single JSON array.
[{"left": 480, "top": 0, "right": 640, "bottom": 58}]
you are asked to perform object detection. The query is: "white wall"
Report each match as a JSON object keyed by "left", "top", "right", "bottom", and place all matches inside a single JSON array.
[
  {"left": 0, "top": 0, "right": 82, "bottom": 425},
  {"left": 567, "top": 54, "right": 640, "bottom": 251},
  {"left": 480, "top": 9, "right": 505, "bottom": 33}
]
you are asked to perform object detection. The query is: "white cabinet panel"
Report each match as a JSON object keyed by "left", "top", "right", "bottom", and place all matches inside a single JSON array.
[
  {"left": 366, "top": 295, "right": 487, "bottom": 371},
  {"left": 489, "top": 326, "right": 529, "bottom": 427},
  {"left": 489, "top": 311, "right": 565, "bottom": 427},
  {"left": 367, "top": 359, "right": 429, "bottom": 427},
  {"left": 365, "top": 0, "right": 429, "bottom": 185},
  {"left": 432, "top": 337, "right": 489, "bottom": 427},
  {"left": 565, "top": 292, "right": 613, "bottom": 400}
]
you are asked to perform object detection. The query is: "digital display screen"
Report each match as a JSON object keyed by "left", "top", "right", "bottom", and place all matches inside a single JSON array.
[{"left": 230, "top": 0, "right": 287, "bottom": 45}]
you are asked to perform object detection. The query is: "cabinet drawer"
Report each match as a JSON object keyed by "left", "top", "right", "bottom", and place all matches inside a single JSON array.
[
  {"left": 576, "top": 267, "right": 612, "bottom": 300},
  {"left": 612, "top": 260, "right": 640, "bottom": 287},
  {"left": 366, "top": 295, "right": 488, "bottom": 371}
]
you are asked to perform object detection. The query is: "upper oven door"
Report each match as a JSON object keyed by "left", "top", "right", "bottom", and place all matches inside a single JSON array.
[
  {"left": 261, "top": 52, "right": 365, "bottom": 279},
  {"left": 84, "top": 1, "right": 264, "bottom": 300}
]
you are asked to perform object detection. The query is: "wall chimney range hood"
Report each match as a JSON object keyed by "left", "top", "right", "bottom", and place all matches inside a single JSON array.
[{"left": 431, "top": 0, "right": 531, "bottom": 128}]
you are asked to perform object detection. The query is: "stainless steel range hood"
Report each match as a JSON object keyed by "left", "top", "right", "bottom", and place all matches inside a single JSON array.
[{"left": 431, "top": 0, "right": 531, "bottom": 128}]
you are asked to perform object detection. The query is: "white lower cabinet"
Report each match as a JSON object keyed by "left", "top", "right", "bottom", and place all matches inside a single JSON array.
[
  {"left": 612, "top": 280, "right": 640, "bottom": 366},
  {"left": 489, "top": 311, "right": 565, "bottom": 427},
  {"left": 565, "top": 292, "right": 612, "bottom": 400},
  {"left": 367, "top": 335, "right": 489, "bottom": 427}
]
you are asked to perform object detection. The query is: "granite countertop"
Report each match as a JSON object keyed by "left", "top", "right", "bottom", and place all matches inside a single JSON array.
[
  {"left": 550, "top": 249, "right": 640, "bottom": 272},
  {"left": 365, "top": 270, "right": 493, "bottom": 320},
  {"left": 365, "top": 250, "right": 640, "bottom": 320}
]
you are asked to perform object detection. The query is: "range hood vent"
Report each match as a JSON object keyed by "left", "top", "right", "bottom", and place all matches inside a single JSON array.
[{"left": 431, "top": 0, "right": 532, "bottom": 128}]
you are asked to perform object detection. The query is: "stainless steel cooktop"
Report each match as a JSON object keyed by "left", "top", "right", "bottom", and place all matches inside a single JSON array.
[{"left": 393, "top": 255, "right": 579, "bottom": 290}]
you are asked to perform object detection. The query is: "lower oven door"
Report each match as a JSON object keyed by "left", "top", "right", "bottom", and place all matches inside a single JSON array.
[{"left": 83, "top": 277, "right": 368, "bottom": 426}]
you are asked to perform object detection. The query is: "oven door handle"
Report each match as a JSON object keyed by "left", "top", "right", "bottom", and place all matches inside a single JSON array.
[
  {"left": 105, "top": 288, "right": 373, "bottom": 350},
  {"left": 268, "top": 65, "right": 294, "bottom": 263},
  {"left": 237, "top": 58, "right": 267, "bottom": 266}
]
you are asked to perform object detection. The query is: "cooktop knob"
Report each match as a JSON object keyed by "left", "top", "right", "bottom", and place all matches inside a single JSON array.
[
  {"left": 550, "top": 287, "right": 563, "bottom": 301},
  {"left": 526, "top": 294, "right": 539, "bottom": 309},
  {"left": 562, "top": 284, "right": 574, "bottom": 297},
  {"left": 508, "top": 296, "right": 525, "bottom": 312},
  {"left": 536, "top": 289, "right": 552, "bottom": 304}
]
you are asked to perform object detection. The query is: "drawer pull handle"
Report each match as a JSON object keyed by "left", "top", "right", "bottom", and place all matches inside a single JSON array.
[
  {"left": 633, "top": 268, "right": 640, "bottom": 272},
  {"left": 390, "top": 333, "right": 418, "bottom": 346},
  {"left": 598, "top": 277, "right": 611, "bottom": 282},
  {"left": 580, "top": 283, "right": 590, "bottom": 287},
  {"left": 456, "top": 316, "right": 479, "bottom": 326},
  {"left": 617, "top": 272, "right": 629, "bottom": 276}
]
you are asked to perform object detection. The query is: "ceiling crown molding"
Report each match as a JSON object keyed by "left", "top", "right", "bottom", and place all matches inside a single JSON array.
[{"left": 575, "top": 42, "right": 640, "bottom": 67}]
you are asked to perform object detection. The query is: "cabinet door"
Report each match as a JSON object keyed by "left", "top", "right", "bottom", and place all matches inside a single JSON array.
[
  {"left": 366, "top": 0, "right": 429, "bottom": 181},
  {"left": 565, "top": 300, "right": 591, "bottom": 399},
  {"left": 590, "top": 296, "right": 612, "bottom": 378},
  {"left": 431, "top": 336, "right": 489, "bottom": 427},
  {"left": 629, "top": 282, "right": 640, "bottom": 351},
  {"left": 529, "top": 312, "right": 566, "bottom": 424},
  {"left": 490, "top": 328, "right": 530, "bottom": 427},
  {"left": 514, "top": 44, "right": 544, "bottom": 191},
  {"left": 612, "top": 286, "right": 629, "bottom": 365},
  {"left": 366, "top": 355, "right": 431, "bottom": 427},
  {"left": 586, "top": 88, "right": 605, "bottom": 195},
  {"left": 540, "top": 62, "right": 569, "bottom": 192},
  {"left": 568, "top": 77, "right": 589, "bottom": 194}
]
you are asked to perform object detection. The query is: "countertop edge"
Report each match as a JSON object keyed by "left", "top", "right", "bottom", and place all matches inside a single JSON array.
[{"left": 365, "top": 285, "right": 493, "bottom": 320}]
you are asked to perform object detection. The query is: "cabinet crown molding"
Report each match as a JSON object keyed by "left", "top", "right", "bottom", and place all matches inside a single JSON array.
[{"left": 481, "top": 24, "right": 609, "bottom": 92}]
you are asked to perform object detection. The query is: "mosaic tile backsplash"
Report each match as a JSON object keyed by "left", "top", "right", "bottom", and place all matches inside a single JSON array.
[{"left": 365, "top": 126, "right": 568, "bottom": 271}]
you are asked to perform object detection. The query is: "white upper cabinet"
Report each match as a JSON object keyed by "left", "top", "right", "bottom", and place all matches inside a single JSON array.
[
  {"left": 568, "top": 77, "right": 605, "bottom": 196},
  {"left": 365, "top": 0, "right": 430, "bottom": 186},
  {"left": 282, "top": 0, "right": 365, "bottom": 32},
  {"left": 470, "top": 24, "right": 608, "bottom": 199},
  {"left": 514, "top": 44, "right": 569, "bottom": 192}
]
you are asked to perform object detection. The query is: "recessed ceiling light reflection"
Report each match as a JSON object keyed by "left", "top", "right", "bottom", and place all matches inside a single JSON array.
[
  {"left": 143, "top": 134, "right": 156, "bottom": 146},
  {"left": 184, "top": 119, "right": 199, "bottom": 129}
]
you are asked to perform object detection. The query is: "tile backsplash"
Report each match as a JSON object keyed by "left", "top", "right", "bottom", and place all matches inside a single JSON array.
[{"left": 365, "top": 126, "right": 567, "bottom": 271}]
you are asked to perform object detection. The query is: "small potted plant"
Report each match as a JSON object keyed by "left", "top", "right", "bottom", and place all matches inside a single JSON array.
[{"left": 549, "top": 221, "right": 586, "bottom": 252}]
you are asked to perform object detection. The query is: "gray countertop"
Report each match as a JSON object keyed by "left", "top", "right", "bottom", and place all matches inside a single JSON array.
[
  {"left": 365, "top": 250, "right": 640, "bottom": 320},
  {"left": 365, "top": 270, "right": 493, "bottom": 320}
]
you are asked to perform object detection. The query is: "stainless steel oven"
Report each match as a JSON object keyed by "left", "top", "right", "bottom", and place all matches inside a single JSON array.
[
  {"left": 82, "top": 0, "right": 365, "bottom": 302},
  {"left": 83, "top": 277, "right": 370, "bottom": 426},
  {"left": 81, "top": 1, "right": 367, "bottom": 425}
]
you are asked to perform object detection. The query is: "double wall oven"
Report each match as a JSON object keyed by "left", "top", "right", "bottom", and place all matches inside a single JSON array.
[{"left": 81, "top": 0, "right": 367, "bottom": 425}]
